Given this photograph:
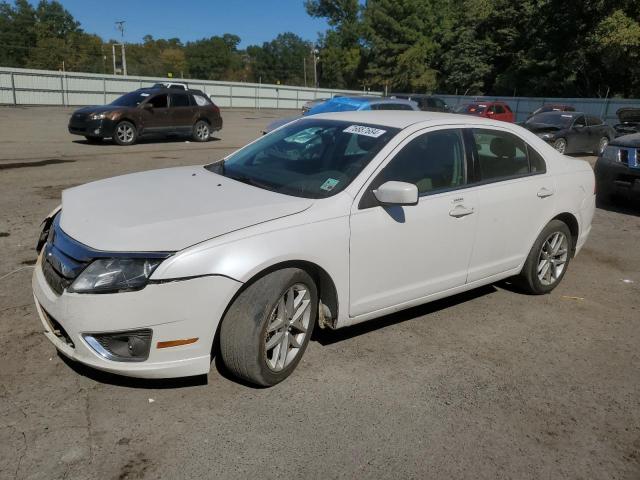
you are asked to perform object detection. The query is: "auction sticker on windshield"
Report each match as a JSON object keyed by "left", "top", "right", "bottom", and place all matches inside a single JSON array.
[
  {"left": 320, "top": 178, "right": 340, "bottom": 192},
  {"left": 343, "top": 125, "right": 387, "bottom": 138}
]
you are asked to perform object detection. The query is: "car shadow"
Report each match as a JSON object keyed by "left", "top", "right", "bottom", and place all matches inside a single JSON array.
[
  {"left": 596, "top": 195, "right": 640, "bottom": 217},
  {"left": 313, "top": 284, "right": 498, "bottom": 346},
  {"left": 72, "top": 136, "right": 221, "bottom": 146},
  {"left": 58, "top": 353, "right": 208, "bottom": 389}
]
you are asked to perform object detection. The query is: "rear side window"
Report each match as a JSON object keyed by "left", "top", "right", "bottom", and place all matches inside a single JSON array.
[
  {"left": 495, "top": 104, "right": 505, "bottom": 114},
  {"left": 373, "top": 129, "right": 466, "bottom": 195},
  {"left": 472, "top": 129, "right": 545, "bottom": 181},
  {"left": 192, "top": 94, "right": 211, "bottom": 106},
  {"left": 574, "top": 115, "right": 586, "bottom": 127},
  {"left": 587, "top": 116, "right": 603, "bottom": 126},
  {"left": 170, "top": 93, "right": 190, "bottom": 107}
]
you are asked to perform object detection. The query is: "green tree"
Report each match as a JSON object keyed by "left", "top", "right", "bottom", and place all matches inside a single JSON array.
[
  {"left": 249, "top": 33, "right": 312, "bottom": 85},
  {"left": 0, "top": 0, "right": 37, "bottom": 68},
  {"left": 185, "top": 34, "right": 243, "bottom": 80}
]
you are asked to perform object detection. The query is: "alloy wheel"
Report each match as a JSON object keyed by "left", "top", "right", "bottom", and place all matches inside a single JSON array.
[
  {"left": 195, "top": 122, "right": 209, "bottom": 141},
  {"left": 537, "top": 231, "right": 569, "bottom": 286},
  {"left": 116, "top": 124, "right": 134, "bottom": 144},
  {"left": 598, "top": 137, "right": 609, "bottom": 155},
  {"left": 264, "top": 283, "right": 312, "bottom": 372},
  {"left": 554, "top": 138, "right": 566, "bottom": 154}
]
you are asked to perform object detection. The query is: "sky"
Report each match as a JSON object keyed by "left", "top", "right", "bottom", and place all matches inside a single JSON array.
[{"left": 36, "top": 0, "right": 330, "bottom": 47}]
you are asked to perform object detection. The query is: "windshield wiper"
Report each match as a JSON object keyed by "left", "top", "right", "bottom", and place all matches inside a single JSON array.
[{"left": 226, "top": 173, "right": 275, "bottom": 191}]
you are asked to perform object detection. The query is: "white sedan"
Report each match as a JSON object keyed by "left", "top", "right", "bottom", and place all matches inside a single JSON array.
[{"left": 32, "top": 111, "right": 595, "bottom": 386}]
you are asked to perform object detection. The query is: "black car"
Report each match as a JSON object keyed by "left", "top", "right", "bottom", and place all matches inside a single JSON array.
[
  {"left": 614, "top": 108, "right": 640, "bottom": 137},
  {"left": 388, "top": 94, "right": 449, "bottom": 112},
  {"left": 523, "top": 111, "right": 615, "bottom": 155},
  {"left": 595, "top": 133, "right": 640, "bottom": 202}
]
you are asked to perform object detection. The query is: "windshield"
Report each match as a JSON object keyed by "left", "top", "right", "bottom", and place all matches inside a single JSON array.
[
  {"left": 110, "top": 91, "right": 150, "bottom": 107},
  {"left": 206, "top": 119, "right": 400, "bottom": 199},
  {"left": 306, "top": 98, "right": 369, "bottom": 115},
  {"left": 526, "top": 112, "right": 574, "bottom": 127}
]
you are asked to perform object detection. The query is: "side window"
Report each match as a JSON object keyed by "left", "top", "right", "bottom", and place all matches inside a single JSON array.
[
  {"left": 527, "top": 145, "right": 547, "bottom": 173},
  {"left": 147, "top": 94, "right": 168, "bottom": 108},
  {"left": 192, "top": 94, "right": 211, "bottom": 106},
  {"left": 373, "top": 129, "right": 466, "bottom": 195},
  {"left": 587, "top": 116, "right": 602, "bottom": 126},
  {"left": 574, "top": 115, "right": 586, "bottom": 127},
  {"left": 433, "top": 98, "right": 445, "bottom": 109},
  {"left": 495, "top": 104, "right": 505, "bottom": 114},
  {"left": 170, "top": 93, "right": 190, "bottom": 107},
  {"left": 472, "top": 129, "right": 530, "bottom": 180}
]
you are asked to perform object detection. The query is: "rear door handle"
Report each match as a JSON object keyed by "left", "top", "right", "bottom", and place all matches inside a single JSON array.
[
  {"left": 537, "top": 188, "right": 554, "bottom": 198},
  {"left": 449, "top": 205, "right": 475, "bottom": 218}
]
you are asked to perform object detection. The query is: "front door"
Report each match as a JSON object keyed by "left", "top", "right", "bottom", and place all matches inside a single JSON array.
[
  {"left": 140, "top": 93, "right": 170, "bottom": 133},
  {"left": 349, "top": 128, "right": 478, "bottom": 317}
]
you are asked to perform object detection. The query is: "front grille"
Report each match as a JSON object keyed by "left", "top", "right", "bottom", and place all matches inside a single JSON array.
[
  {"left": 41, "top": 308, "right": 75, "bottom": 348},
  {"left": 42, "top": 258, "right": 72, "bottom": 295}
]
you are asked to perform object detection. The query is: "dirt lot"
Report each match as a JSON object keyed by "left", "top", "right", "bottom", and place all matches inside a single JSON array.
[{"left": 0, "top": 106, "right": 639, "bottom": 480}]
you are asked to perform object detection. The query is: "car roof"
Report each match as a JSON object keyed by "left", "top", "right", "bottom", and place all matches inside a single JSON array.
[
  {"left": 135, "top": 87, "right": 205, "bottom": 95},
  {"left": 309, "top": 110, "right": 503, "bottom": 129},
  {"left": 532, "top": 110, "right": 585, "bottom": 117},
  {"left": 326, "top": 96, "right": 415, "bottom": 105}
]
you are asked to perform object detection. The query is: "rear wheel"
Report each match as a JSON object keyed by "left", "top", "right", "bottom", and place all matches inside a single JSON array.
[
  {"left": 596, "top": 137, "right": 609, "bottom": 155},
  {"left": 113, "top": 121, "right": 137, "bottom": 146},
  {"left": 553, "top": 138, "right": 567, "bottom": 154},
  {"left": 192, "top": 120, "right": 210, "bottom": 142},
  {"left": 517, "top": 220, "right": 572, "bottom": 294},
  {"left": 220, "top": 268, "right": 317, "bottom": 386}
]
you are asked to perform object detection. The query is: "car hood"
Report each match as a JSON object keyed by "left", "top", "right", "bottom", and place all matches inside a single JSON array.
[
  {"left": 72, "top": 105, "right": 124, "bottom": 115},
  {"left": 59, "top": 166, "right": 313, "bottom": 252},
  {"left": 524, "top": 123, "right": 563, "bottom": 133},
  {"left": 610, "top": 133, "right": 640, "bottom": 148},
  {"left": 616, "top": 108, "right": 640, "bottom": 124}
]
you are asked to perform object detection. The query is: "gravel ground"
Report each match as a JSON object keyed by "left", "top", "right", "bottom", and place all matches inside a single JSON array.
[{"left": 0, "top": 106, "right": 638, "bottom": 480}]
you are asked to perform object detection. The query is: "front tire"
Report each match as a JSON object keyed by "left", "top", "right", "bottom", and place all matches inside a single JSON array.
[
  {"left": 112, "top": 121, "right": 137, "bottom": 146},
  {"left": 192, "top": 120, "right": 210, "bottom": 142},
  {"left": 517, "top": 220, "right": 572, "bottom": 294},
  {"left": 553, "top": 138, "right": 567, "bottom": 154},
  {"left": 220, "top": 268, "right": 317, "bottom": 386}
]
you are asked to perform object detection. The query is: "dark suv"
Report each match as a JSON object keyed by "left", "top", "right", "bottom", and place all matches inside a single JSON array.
[{"left": 68, "top": 88, "right": 222, "bottom": 145}]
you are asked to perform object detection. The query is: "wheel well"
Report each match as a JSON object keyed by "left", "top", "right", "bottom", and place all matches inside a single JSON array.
[
  {"left": 553, "top": 212, "right": 579, "bottom": 256},
  {"left": 196, "top": 117, "right": 210, "bottom": 125},
  {"left": 115, "top": 117, "right": 137, "bottom": 129},
  {"left": 210, "top": 260, "right": 339, "bottom": 359}
]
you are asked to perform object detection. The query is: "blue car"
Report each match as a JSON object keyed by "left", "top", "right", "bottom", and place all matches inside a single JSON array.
[{"left": 263, "top": 96, "right": 419, "bottom": 134}]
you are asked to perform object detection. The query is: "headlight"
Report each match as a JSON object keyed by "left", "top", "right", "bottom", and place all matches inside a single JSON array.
[
  {"left": 89, "top": 112, "right": 106, "bottom": 120},
  {"left": 69, "top": 258, "right": 163, "bottom": 294},
  {"left": 601, "top": 145, "right": 620, "bottom": 162},
  {"left": 538, "top": 132, "right": 555, "bottom": 140}
]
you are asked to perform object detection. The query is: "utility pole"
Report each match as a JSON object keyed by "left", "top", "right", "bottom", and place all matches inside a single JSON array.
[
  {"left": 303, "top": 58, "right": 307, "bottom": 88},
  {"left": 115, "top": 20, "right": 127, "bottom": 76},
  {"left": 312, "top": 47, "right": 319, "bottom": 89}
]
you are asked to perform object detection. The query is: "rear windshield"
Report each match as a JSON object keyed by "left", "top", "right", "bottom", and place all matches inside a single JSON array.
[
  {"left": 307, "top": 98, "right": 369, "bottom": 115},
  {"left": 206, "top": 119, "right": 399, "bottom": 199}
]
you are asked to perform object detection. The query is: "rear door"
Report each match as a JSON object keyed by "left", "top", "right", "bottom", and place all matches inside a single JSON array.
[
  {"left": 586, "top": 115, "right": 607, "bottom": 153},
  {"left": 569, "top": 115, "right": 588, "bottom": 152},
  {"left": 465, "top": 128, "right": 555, "bottom": 282},
  {"left": 169, "top": 92, "right": 195, "bottom": 132}
]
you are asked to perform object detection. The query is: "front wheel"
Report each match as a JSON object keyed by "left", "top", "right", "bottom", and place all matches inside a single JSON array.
[
  {"left": 192, "top": 120, "right": 210, "bottom": 142},
  {"left": 112, "top": 121, "right": 137, "bottom": 146},
  {"left": 220, "top": 268, "right": 317, "bottom": 386},
  {"left": 517, "top": 220, "right": 572, "bottom": 294},
  {"left": 553, "top": 138, "right": 567, "bottom": 154}
]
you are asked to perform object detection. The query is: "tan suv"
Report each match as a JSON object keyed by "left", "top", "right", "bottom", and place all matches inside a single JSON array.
[{"left": 68, "top": 88, "right": 223, "bottom": 145}]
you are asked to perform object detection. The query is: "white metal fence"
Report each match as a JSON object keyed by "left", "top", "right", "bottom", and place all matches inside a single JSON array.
[
  {"left": 0, "top": 66, "right": 379, "bottom": 110},
  {"left": 1, "top": 66, "right": 638, "bottom": 125}
]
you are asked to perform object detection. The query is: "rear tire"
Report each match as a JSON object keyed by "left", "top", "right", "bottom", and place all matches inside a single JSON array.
[
  {"left": 595, "top": 137, "right": 609, "bottom": 155},
  {"left": 192, "top": 120, "right": 210, "bottom": 142},
  {"left": 112, "top": 121, "right": 137, "bottom": 146},
  {"left": 220, "top": 268, "right": 317, "bottom": 386},
  {"left": 517, "top": 220, "right": 572, "bottom": 295}
]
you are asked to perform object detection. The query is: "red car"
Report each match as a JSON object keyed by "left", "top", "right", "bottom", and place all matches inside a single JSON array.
[{"left": 454, "top": 101, "right": 515, "bottom": 122}]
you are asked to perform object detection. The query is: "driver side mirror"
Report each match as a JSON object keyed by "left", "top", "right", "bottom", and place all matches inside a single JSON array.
[{"left": 373, "top": 181, "right": 418, "bottom": 206}]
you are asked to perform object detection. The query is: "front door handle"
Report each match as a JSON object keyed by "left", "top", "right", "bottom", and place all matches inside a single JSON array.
[
  {"left": 537, "top": 187, "right": 554, "bottom": 198},
  {"left": 449, "top": 205, "right": 475, "bottom": 218}
]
